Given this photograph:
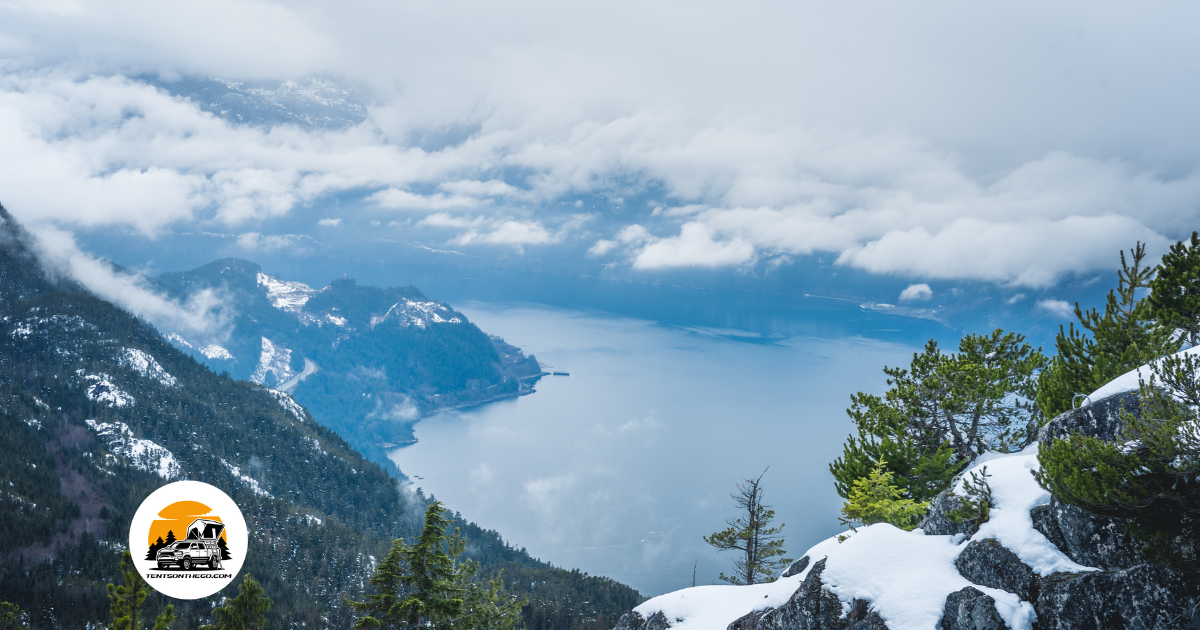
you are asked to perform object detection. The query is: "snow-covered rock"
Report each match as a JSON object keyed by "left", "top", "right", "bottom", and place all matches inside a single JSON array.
[
  {"left": 121, "top": 348, "right": 177, "bottom": 387},
  {"left": 257, "top": 272, "right": 317, "bottom": 314},
  {"left": 85, "top": 419, "right": 180, "bottom": 478},
  {"left": 79, "top": 372, "right": 135, "bottom": 407},
  {"left": 220, "top": 458, "right": 271, "bottom": 497},
  {"left": 1086, "top": 345, "right": 1200, "bottom": 403},
  {"left": 266, "top": 389, "right": 307, "bottom": 423},
  {"left": 250, "top": 336, "right": 295, "bottom": 387},
  {"left": 370, "top": 299, "right": 463, "bottom": 329},
  {"left": 200, "top": 344, "right": 235, "bottom": 360}
]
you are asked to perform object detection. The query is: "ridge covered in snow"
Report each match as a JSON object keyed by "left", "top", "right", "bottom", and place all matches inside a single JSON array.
[
  {"left": 633, "top": 445, "right": 1087, "bottom": 630},
  {"left": 85, "top": 419, "right": 180, "bottom": 479},
  {"left": 257, "top": 272, "right": 317, "bottom": 314},
  {"left": 121, "top": 348, "right": 177, "bottom": 387}
]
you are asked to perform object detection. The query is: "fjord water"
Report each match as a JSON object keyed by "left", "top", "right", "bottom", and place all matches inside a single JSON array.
[{"left": 389, "top": 290, "right": 952, "bottom": 597}]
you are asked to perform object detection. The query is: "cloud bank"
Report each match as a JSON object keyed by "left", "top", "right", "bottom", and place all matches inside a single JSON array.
[{"left": 1, "top": 0, "right": 1199, "bottom": 289}]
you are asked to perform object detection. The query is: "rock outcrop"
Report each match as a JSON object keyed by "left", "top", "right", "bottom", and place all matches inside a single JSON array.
[
  {"left": 953, "top": 539, "right": 1037, "bottom": 602},
  {"left": 940, "top": 587, "right": 1006, "bottom": 630},
  {"left": 757, "top": 559, "right": 849, "bottom": 630},
  {"left": 917, "top": 491, "right": 981, "bottom": 538},
  {"left": 614, "top": 610, "right": 672, "bottom": 630}
]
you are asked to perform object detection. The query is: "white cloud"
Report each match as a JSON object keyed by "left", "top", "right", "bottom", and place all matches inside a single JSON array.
[
  {"left": 899, "top": 283, "right": 932, "bottom": 301},
  {"left": 368, "top": 188, "right": 485, "bottom": 211},
  {"left": 0, "top": 3, "right": 1198, "bottom": 286},
  {"left": 316, "top": 217, "right": 341, "bottom": 227},
  {"left": 1037, "top": 299, "right": 1075, "bottom": 319},
  {"left": 588, "top": 239, "right": 617, "bottom": 256},
  {"left": 29, "top": 225, "right": 230, "bottom": 339},
  {"left": 236, "top": 232, "right": 308, "bottom": 252},
  {"left": 633, "top": 222, "right": 755, "bottom": 269}
]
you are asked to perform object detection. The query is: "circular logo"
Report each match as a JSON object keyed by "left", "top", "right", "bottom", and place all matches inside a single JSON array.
[{"left": 128, "top": 481, "right": 247, "bottom": 599}]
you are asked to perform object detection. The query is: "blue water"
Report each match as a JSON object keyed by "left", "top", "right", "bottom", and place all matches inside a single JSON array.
[{"left": 390, "top": 300, "right": 944, "bottom": 596}]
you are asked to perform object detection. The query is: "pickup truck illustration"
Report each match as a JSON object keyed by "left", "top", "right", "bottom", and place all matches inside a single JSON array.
[{"left": 156, "top": 519, "right": 226, "bottom": 571}]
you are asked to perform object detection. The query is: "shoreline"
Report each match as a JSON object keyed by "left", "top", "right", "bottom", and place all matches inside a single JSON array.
[{"left": 382, "top": 373, "right": 545, "bottom": 449}]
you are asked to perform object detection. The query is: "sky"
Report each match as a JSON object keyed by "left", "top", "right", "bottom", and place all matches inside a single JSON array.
[{"left": 0, "top": 0, "right": 1197, "bottom": 308}]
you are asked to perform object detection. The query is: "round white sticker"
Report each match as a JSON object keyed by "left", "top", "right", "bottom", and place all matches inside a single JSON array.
[{"left": 128, "top": 480, "right": 247, "bottom": 599}]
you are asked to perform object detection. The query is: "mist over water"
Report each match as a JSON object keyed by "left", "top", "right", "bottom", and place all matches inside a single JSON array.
[{"left": 390, "top": 301, "right": 935, "bottom": 596}]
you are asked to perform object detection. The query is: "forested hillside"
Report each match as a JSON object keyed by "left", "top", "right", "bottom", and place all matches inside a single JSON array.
[
  {"left": 0, "top": 206, "right": 640, "bottom": 629},
  {"left": 152, "top": 258, "right": 543, "bottom": 475}
]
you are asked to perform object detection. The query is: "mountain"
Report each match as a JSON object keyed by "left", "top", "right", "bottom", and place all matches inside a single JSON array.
[
  {"left": 152, "top": 258, "right": 543, "bottom": 475},
  {"left": 611, "top": 388, "right": 1199, "bottom": 630},
  {"left": 0, "top": 206, "right": 640, "bottom": 628}
]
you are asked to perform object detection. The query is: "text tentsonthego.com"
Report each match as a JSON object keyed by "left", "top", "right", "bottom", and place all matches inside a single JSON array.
[{"left": 148, "top": 573, "right": 234, "bottom": 579}]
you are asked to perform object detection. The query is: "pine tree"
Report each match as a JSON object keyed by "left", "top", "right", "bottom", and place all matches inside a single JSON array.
[
  {"left": 703, "top": 470, "right": 791, "bottom": 585},
  {"left": 145, "top": 537, "right": 165, "bottom": 561},
  {"left": 0, "top": 602, "right": 28, "bottom": 630},
  {"left": 831, "top": 330, "right": 1043, "bottom": 503},
  {"left": 1149, "top": 231, "right": 1200, "bottom": 347},
  {"left": 217, "top": 537, "right": 232, "bottom": 561},
  {"left": 838, "top": 459, "right": 928, "bottom": 532},
  {"left": 199, "top": 574, "right": 271, "bottom": 630},
  {"left": 164, "top": 531, "right": 176, "bottom": 546},
  {"left": 459, "top": 571, "right": 525, "bottom": 630},
  {"left": 104, "top": 551, "right": 174, "bottom": 630},
  {"left": 349, "top": 501, "right": 525, "bottom": 630},
  {"left": 1037, "top": 243, "right": 1180, "bottom": 419},
  {"left": 1035, "top": 355, "right": 1200, "bottom": 569}
]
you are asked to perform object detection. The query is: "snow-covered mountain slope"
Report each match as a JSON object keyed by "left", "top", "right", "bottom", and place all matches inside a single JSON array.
[
  {"left": 152, "top": 258, "right": 544, "bottom": 478},
  {"left": 619, "top": 389, "right": 1200, "bottom": 630}
]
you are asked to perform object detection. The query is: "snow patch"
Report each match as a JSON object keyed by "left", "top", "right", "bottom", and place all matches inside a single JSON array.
[
  {"left": 250, "top": 337, "right": 295, "bottom": 387},
  {"left": 1087, "top": 345, "right": 1200, "bottom": 403},
  {"left": 266, "top": 389, "right": 307, "bottom": 422},
  {"left": 257, "top": 272, "right": 317, "bottom": 313},
  {"left": 370, "top": 299, "right": 463, "bottom": 329},
  {"left": 78, "top": 371, "right": 135, "bottom": 407},
  {"left": 634, "top": 446, "right": 1087, "bottom": 630},
  {"left": 85, "top": 419, "right": 180, "bottom": 478},
  {"left": 166, "top": 333, "right": 193, "bottom": 349},
  {"left": 220, "top": 458, "right": 272, "bottom": 497},
  {"left": 199, "top": 344, "right": 235, "bottom": 360},
  {"left": 121, "top": 348, "right": 177, "bottom": 387}
]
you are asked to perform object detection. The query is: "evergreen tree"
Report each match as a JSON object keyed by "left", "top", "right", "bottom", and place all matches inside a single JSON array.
[
  {"left": 0, "top": 603, "right": 28, "bottom": 630},
  {"left": 1149, "top": 231, "right": 1200, "bottom": 347},
  {"left": 459, "top": 571, "right": 525, "bottom": 630},
  {"left": 199, "top": 574, "right": 271, "bottom": 630},
  {"left": 104, "top": 551, "right": 174, "bottom": 630},
  {"left": 703, "top": 470, "right": 790, "bottom": 585},
  {"left": 1037, "top": 243, "right": 1180, "bottom": 419},
  {"left": 350, "top": 501, "right": 526, "bottom": 630},
  {"left": 145, "top": 537, "right": 165, "bottom": 561},
  {"left": 164, "top": 531, "right": 176, "bottom": 546},
  {"left": 217, "top": 537, "right": 232, "bottom": 561},
  {"left": 838, "top": 459, "right": 928, "bottom": 532},
  {"left": 1035, "top": 354, "right": 1200, "bottom": 569},
  {"left": 831, "top": 330, "right": 1043, "bottom": 503}
]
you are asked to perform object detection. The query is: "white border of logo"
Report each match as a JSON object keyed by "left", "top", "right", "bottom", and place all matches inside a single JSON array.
[{"left": 128, "top": 480, "right": 247, "bottom": 599}]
